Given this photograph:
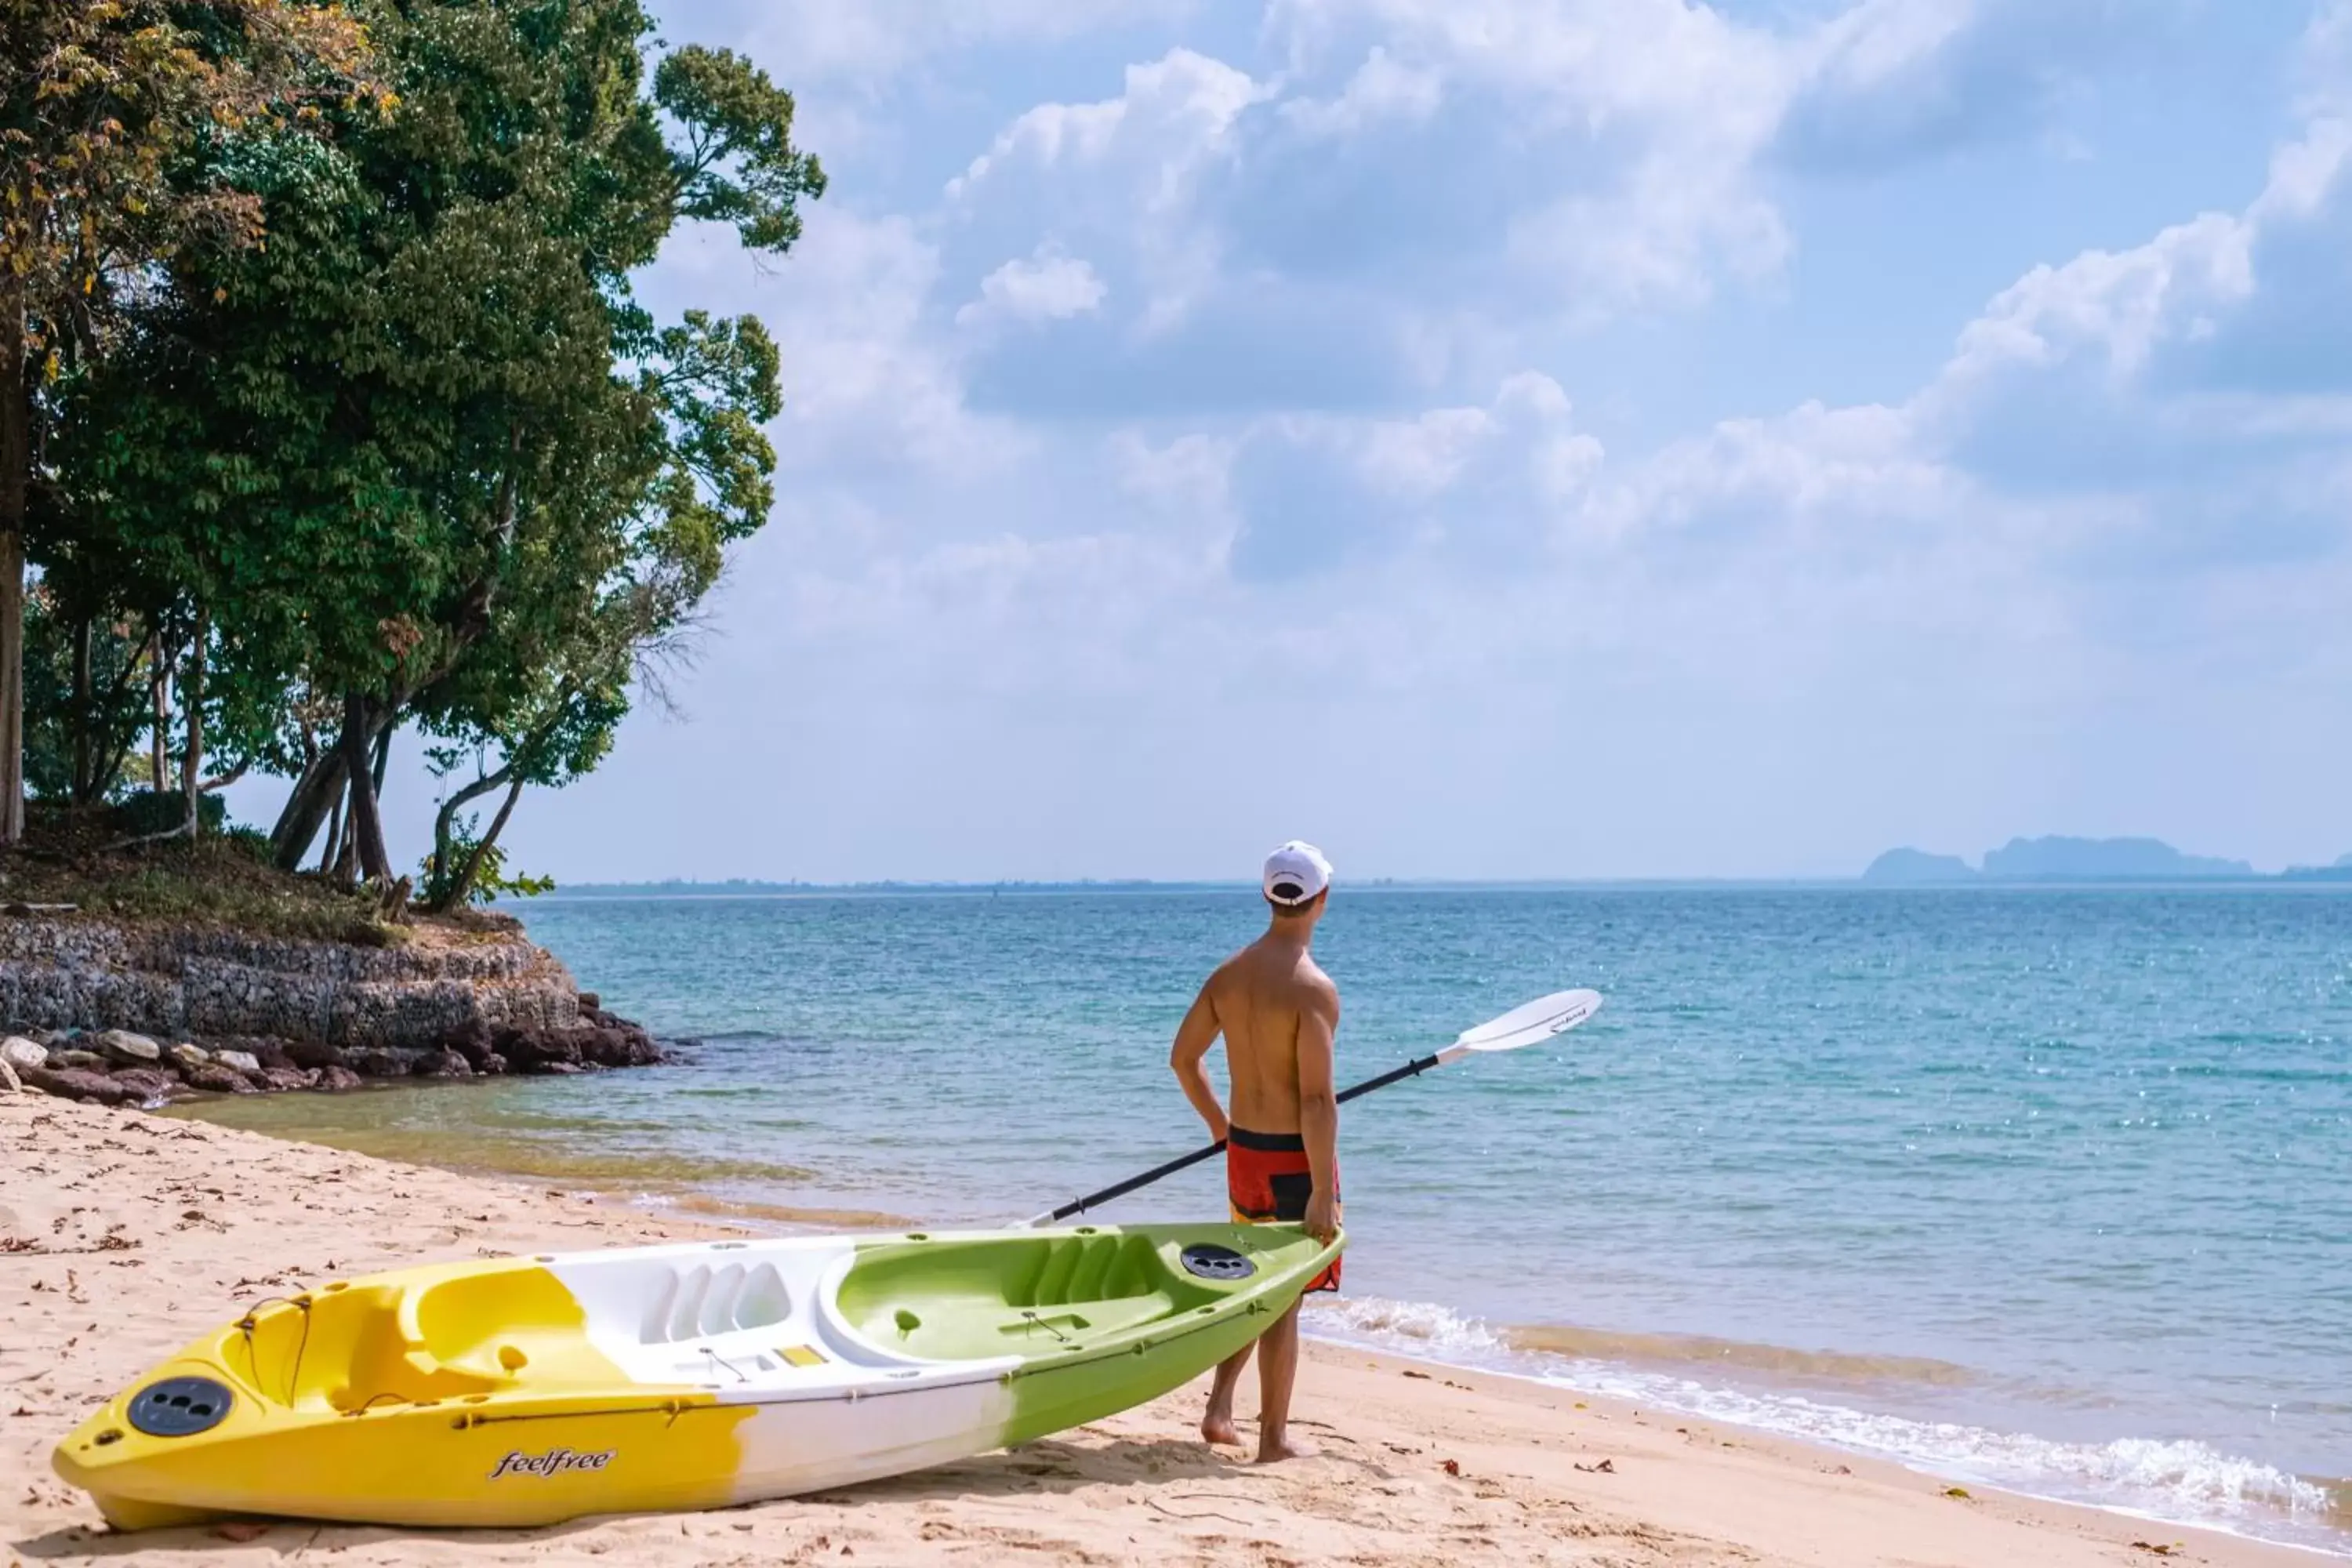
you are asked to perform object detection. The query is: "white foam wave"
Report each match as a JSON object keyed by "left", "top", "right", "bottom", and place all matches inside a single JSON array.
[
  {"left": 1306, "top": 1294, "right": 1508, "bottom": 1358},
  {"left": 1305, "top": 1297, "right": 2346, "bottom": 1556}
]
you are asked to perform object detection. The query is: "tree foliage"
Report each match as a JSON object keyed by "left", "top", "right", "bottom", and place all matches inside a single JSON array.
[
  {"left": 2, "top": 0, "right": 384, "bottom": 842},
  {"left": 19, "top": 0, "right": 819, "bottom": 892}
]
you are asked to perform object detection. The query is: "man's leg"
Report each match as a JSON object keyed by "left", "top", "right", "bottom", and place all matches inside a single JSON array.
[
  {"left": 1202, "top": 1338, "right": 1254, "bottom": 1446},
  {"left": 1253, "top": 1298, "right": 1313, "bottom": 1462}
]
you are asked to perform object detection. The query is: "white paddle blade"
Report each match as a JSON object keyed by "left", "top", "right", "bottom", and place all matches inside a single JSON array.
[{"left": 1442, "top": 988, "right": 1602, "bottom": 1060}]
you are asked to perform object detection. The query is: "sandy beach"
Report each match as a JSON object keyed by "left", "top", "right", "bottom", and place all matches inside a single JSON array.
[{"left": 2, "top": 1091, "right": 2318, "bottom": 1567}]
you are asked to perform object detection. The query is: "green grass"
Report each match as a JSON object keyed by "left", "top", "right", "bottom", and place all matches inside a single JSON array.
[{"left": 0, "top": 804, "right": 506, "bottom": 946}]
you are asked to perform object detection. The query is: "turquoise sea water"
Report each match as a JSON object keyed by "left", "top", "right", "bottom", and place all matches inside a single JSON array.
[{"left": 183, "top": 888, "right": 2352, "bottom": 1551}]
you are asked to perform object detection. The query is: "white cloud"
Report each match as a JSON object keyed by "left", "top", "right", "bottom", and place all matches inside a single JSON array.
[
  {"left": 1933, "top": 105, "right": 2352, "bottom": 406},
  {"left": 956, "top": 246, "right": 1109, "bottom": 327},
  {"left": 947, "top": 49, "right": 1266, "bottom": 201},
  {"left": 1947, "top": 213, "right": 2256, "bottom": 382},
  {"left": 933, "top": 0, "right": 2131, "bottom": 335},
  {"left": 1279, "top": 46, "right": 1442, "bottom": 136},
  {"left": 706, "top": 0, "right": 1189, "bottom": 84}
]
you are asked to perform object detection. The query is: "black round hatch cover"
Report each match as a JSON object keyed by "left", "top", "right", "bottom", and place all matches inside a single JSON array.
[
  {"left": 1180, "top": 1243, "right": 1256, "bottom": 1281},
  {"left": 127, "top": 1376, "right": 234, "bottom": 1437}
]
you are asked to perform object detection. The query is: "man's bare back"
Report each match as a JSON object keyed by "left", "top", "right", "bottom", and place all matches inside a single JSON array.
[
  {"left": 1169, "top": 840, "right": 1342, "bottom": 1465},
  {"left": 1203, "top": 939, "right": 1339, "bottom": 1137}
]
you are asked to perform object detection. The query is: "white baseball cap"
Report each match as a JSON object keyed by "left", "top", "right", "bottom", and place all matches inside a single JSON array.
[{"left": 1262, "top": 840, "right": 1334, "bottom": 906}]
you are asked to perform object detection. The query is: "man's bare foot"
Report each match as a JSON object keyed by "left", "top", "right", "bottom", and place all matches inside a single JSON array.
[
  {"left": 1201, "top": 1409, "right": 1242, "bottom": 1446},
  {"left": 1254, "top": 1431, "right": 1319, "bottom": 1464}
]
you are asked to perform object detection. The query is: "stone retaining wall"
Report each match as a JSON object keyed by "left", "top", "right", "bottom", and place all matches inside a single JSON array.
[{"left": 0, "top": 918, "right": 583, "bottom": 1049}]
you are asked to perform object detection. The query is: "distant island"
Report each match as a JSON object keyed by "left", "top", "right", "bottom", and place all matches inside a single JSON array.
[{"left": 1864, "top": 837, "right": 2352, "bottom": 884}]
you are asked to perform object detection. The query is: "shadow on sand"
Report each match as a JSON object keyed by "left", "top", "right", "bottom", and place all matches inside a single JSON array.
[{"left": 11, "top": 1432, "right": 1287, "bottom": 1559}]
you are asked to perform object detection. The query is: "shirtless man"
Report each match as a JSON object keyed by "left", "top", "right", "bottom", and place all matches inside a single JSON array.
[{"left": 1168, "top": 840, "right": 1343, "bottom": 1464}]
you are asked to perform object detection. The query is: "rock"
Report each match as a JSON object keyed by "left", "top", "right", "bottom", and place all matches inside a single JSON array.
[
  {"left": 212, "top": 1048, "right": 263, "bottom": 1074},
  {"left": 412, "top": 1048, "right": 471, "bottom": 1078},
  {"left": 1, "top": 1036, "right": 48, "bottom": 1073},
  {"left": 0, "top": 1056, "right": 18, "bottom": 1093},
  {"left": 312, "top": 1065, "right": 365, "bottom": 1091},
  {"left": 257, "top": 1065, "right": 318, "bottom": 1091},
  {"left": 22, "top": 1065, "right": 137, "bottom": 1105},
  {"left": 476, "top": 1051, "right": 508, "bottom": 1076},
  {"left": 53, "top": 1048, "right": 104, "bottom": 1070},
  {"left": 580, "top": 1028, "right": 633, "bottom": 1068},
  {"left": 110, "top": 1067, "right": 179, "bottom": 1102},
  {"left": 501, "top": 1029, "right": 583, "bottom": 1074},
  {"left": 165, "top": 1041, "right": 211, "bottom": 1072},
  {"left": 253, "top": 1041, "right": 297, "bottom": 1072},
  {"left": 540, "top": 1060, "right": 583, "bottom": 1075},
  {"left": 285, "top": 1039, "right": 348, "bottom": 1071},
  {"left": 441, "top": 1018, "right": 497, "bottom": 1068},
  {"left": 349, "top": 1047, "right": 415, "bottom": 1078},
  {"left": 576, "top": 990, "right": 600, "bottom": 1011},
  {"left": 185, "top": 1063, "right": 260, "bottom": 1094},
  {"left": 96, "top": 1029, "right": 163, "bottom": 1066}
]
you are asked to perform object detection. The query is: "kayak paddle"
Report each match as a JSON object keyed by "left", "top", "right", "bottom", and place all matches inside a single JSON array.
[{"left": 1024, "top": 988, "right": 1602, "bottom": 1226}]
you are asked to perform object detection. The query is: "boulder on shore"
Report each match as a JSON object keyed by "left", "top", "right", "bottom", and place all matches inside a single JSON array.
[
  {"left": 284, "top": 1038, "right": 347, "bottom": 1071},
  {"left": 0, "top": 1056, "right": 19, "bottom": 1094},
  {"left": 441, "top": 1018, "right": 497, "bottom": 1069},
  {"left": 52, "top": 1048, "right": 104, "bottom": 1071},
  {"left": 314, "top": 1065, "right": 365, "bottom": 1091},
  {"left": 413, "top": 1048, "right": 471, "bottom": 1078},
  {"left": 184, "top": 1062, "right": 259, "bottom": 1094},
  {"left": 497, "top": 1025, "right": 597, "bottom": 1073},
  {"left": 0, "top": 1036, "right": 46, "bottom": 1073},
  {"left": 350, "top": 1047, "right": 416, "bottom": 1077},
  {"left": 22, "top": 1064, "right": 136, "bottom": 1104},
  {"left": 96, "top": 1029, "right": 163, "bottom": 1066},
  {"left": 165, "top": 1041, "right": 211, "bottom": 1072},
  {"left": 111, "top": 1066, "right": 179, "bottom": 1102}
]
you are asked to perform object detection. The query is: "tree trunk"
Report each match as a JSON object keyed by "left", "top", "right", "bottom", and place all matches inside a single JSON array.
[
  {"left": 426, "top": 760, "right": 516, "bottom": 913},
  {"left": 147, "top": 635, "right": 168, "bottom": 796},
  {"left": 270, "top": 748, "right": 348, "bottom": 870},
  {"left": 339, "top": 691, "right": 391, "bottom": 883},
  {"left": 180, "top": 605, "right": 206, "bottom": 835},
  {"left": 320, "top": 772, "right": 346, "bottom": 876},
  {"left": 91, "top": 627, "right": 146, "bottom": 804},
  {"left": 0, "top": 281, "right": 28, "bottom": 844},
  {"left": 445, "top": 769, "right": 526, "bottom": 911},
  {"left": 372, "top": 720, "right": 391, "bottom": 791},
  {"left": 71, "top": 618, "right": 91, "bottom": 802}
]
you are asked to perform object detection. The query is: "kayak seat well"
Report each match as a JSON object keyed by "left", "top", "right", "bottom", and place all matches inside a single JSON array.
[
  {"left": 263, "top": 1265, "right": 616, "bottom": 1413},
  {"left": 831, "top": 1232, "right": 1226, "bottom": 1364},
  {"left": 633, "top": 1261, "right": 793, "bottom": 1345}
]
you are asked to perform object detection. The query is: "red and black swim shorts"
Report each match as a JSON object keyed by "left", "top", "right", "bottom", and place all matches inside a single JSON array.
[{"left": 1225, "top": 1125, "right": 1341, "bottom": 1292}]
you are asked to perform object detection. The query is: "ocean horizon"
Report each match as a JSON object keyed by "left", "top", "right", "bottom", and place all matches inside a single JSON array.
[{"left": 174, "top": 884, "right": 2352, "bottom": 1554}]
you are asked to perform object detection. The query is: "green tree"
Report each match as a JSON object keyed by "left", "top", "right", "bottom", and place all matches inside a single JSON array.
[
  {"left": 66, "top": 3, "right": 816, "bottom": 885},
  {"left": 1, "top": 0, "right": 379, "bottom": 843}
]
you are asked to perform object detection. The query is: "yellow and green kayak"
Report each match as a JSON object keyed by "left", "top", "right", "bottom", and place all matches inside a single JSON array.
[{"left": 56, "top": 1221, "right": 1342, "bottom": 1530}]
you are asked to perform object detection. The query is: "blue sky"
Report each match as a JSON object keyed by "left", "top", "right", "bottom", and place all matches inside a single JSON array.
[{"left": 316, "top": 0, "right": 2352, "bottom": 882}]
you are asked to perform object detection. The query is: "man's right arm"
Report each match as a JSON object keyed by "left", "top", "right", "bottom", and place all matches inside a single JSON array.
[
  {"left": 1295, "top": 978, "right": 1341, "bottom": 1243},
  {"left": 1169, "top": 979, "right": 1229, "bottom": 1143}
]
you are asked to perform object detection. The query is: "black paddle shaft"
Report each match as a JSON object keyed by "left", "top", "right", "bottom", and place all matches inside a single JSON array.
[{"left": 1041, "top": 1052, "right": 1442, "bottom": 1223}]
